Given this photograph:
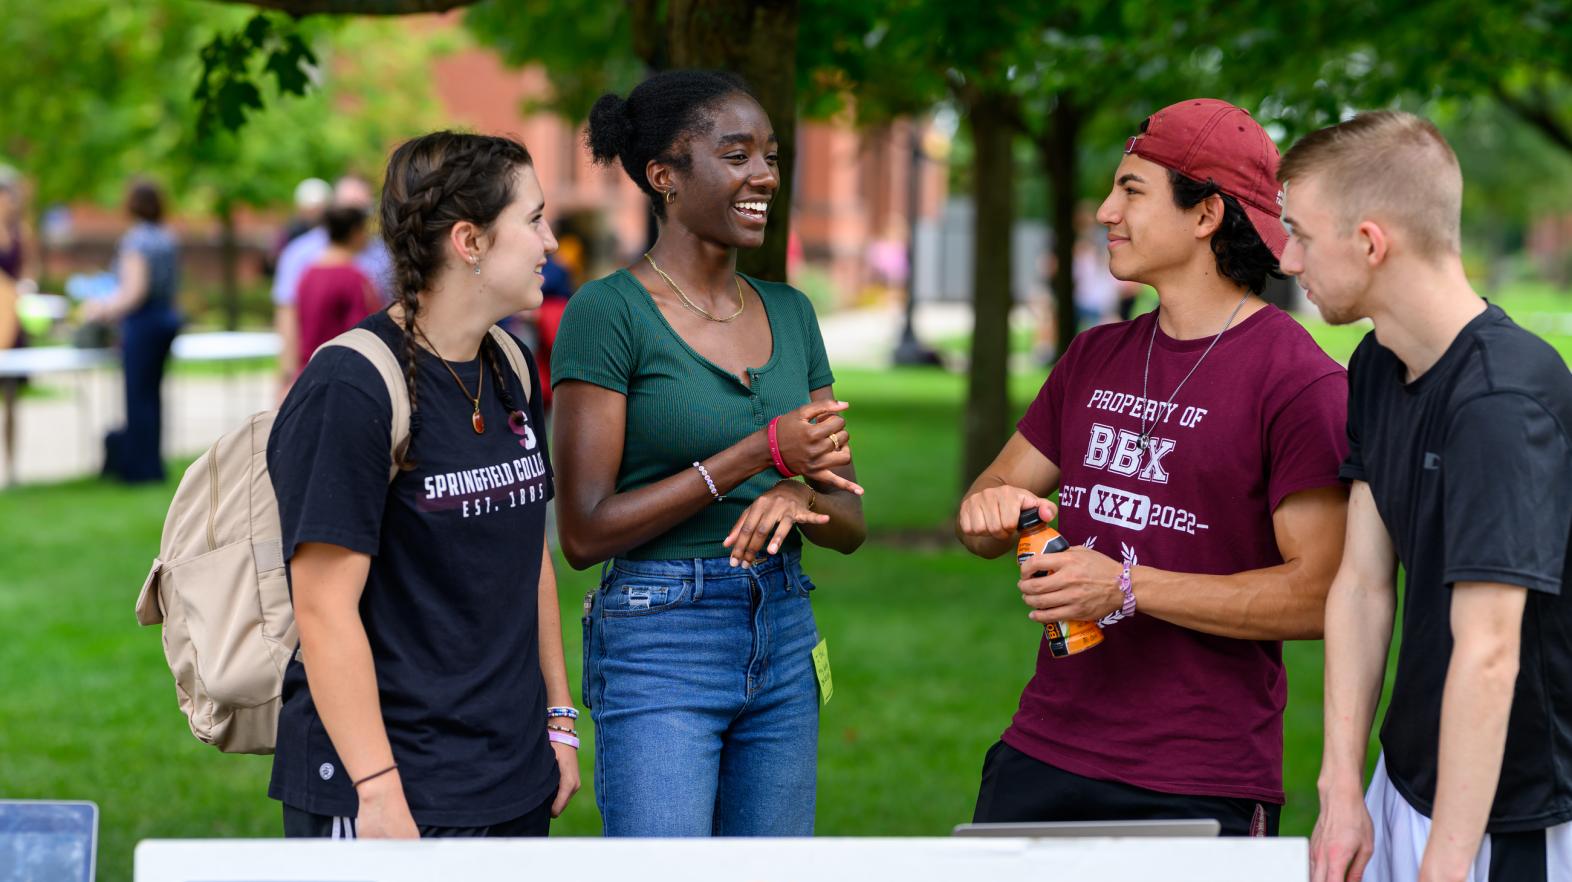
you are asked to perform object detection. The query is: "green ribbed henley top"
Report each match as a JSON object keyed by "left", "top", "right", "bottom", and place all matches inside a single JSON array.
[{"left": 550, "top": 268, "right": 835, "bottom": 560}]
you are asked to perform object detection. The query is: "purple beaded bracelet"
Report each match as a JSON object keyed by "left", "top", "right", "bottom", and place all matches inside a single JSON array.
[
  {"left": 1098, "top": 560, "right": 1137, "bottom": 628},
  {"left": 693, "top": 462, "right": 724, "bottom": 501}
]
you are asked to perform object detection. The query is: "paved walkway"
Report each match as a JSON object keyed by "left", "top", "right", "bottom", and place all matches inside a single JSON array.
[
  {"left": 2, "top": 367, "right": 277, "bottom": 487},
  {"left": 1, "top": 304, "right": 1043, "bottom": 486}
]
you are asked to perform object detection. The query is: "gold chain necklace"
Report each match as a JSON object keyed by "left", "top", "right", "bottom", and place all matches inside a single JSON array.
[
  {"left": 415, "top": 325, "right": 486, "bottom": 434},
  {"left": 643, "top": 253, "right": 745, "bottom": 323}
]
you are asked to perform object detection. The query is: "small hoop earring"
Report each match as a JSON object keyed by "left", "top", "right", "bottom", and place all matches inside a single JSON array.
[{"left": 664, "top": 189, "right": 677, "bottom": 205}]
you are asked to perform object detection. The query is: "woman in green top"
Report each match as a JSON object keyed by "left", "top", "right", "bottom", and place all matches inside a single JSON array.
[{"left": 551, "top": 70, "right": 866, "bottom": 836}]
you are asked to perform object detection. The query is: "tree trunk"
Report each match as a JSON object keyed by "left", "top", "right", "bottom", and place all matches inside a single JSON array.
[
  {"left": 661, "top": 0, "right": 798, "bottom": 282},
  {"left": 962, "top": 87, "right": 1018, "bottom": 486},
  {"left": 1043, "top": 95, "right": 1082, "bottom": 360},
  {"left": 218, "top": 203, "right": 240, "bottom": 331}
]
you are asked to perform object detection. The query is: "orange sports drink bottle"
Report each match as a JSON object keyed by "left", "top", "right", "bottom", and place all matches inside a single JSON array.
[{"left": 1016, "top": 509, "right": 1104, "bottom": 658}]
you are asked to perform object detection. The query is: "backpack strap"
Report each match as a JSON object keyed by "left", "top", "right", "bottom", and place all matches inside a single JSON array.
[
  {"left": 316, "top": 329, "right": 410, "bottom": 482},
  {"left": 486, "top": 325, "right": 533, "bottom": 406}
]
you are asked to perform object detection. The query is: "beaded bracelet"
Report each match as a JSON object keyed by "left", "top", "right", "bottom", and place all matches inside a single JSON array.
[
  {"left": 547, "top": 724, "right": 578, "bottom": 737},
  {"left": 546, "top": 706, "right": 579, "bottom": 721},
  {"left": 693, "top": 461, "right": 724, "bottom": 501},
  {"left": 1097, "top": 559, "right": 1138, "bottom": 628},
  {"left": 548, "top": 730, "right": 581, "bottom": 749}
]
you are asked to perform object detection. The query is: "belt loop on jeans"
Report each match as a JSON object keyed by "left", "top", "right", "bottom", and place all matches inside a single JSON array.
[{"left": 692, "top": 558, "right": 705, "bottom": 601}]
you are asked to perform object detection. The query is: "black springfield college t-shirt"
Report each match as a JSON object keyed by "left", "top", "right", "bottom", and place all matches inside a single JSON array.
[
  {"left": 267, "top": 311, "right": 557, "bottom": 827},
  {"left": 1343, "top": 304, "right": 1572, "bottom": 833}
]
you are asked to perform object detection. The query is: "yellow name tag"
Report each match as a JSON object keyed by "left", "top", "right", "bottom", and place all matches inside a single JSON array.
[{"left": 812, "top": 638, "right": 833, "bottom": 705}]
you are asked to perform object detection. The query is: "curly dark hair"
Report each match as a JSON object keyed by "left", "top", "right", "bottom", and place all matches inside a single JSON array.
[
  {"left": 1167, "top": 170, "right": 1282, "bottom": 295},
  {"left": 379, "top": 130, "right": 531, "bottom": 468},
  {"left": 585, "top": 70, "right": 753, "bottom": 219}
]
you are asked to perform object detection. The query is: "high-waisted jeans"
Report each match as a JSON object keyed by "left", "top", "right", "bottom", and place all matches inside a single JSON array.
[{"left": 583, "top": 549, "right": 820, "bottom": 836}]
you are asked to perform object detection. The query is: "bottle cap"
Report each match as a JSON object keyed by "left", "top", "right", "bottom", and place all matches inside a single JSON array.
[{"left": 1018, "top": 509, "right": 1043, "bottom": 531}]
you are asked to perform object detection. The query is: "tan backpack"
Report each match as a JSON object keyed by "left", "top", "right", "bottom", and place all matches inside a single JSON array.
[{"left": 136, "top": 325, "right": 530, "bottom": 754}]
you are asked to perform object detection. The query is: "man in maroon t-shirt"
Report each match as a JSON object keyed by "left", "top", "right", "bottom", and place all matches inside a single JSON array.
[
  {"left": 956, "top": 98, "right": 1350, "bottom": 835},
  {"left": 294, "top": 206, "right": 379, "bottom": 377}
]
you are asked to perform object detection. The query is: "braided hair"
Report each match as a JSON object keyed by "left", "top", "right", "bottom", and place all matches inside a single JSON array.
[
  {"left": 585, "top": 70, "right": 752, "bottom": 219},
  {"left": 379, "top": 131, "right": 533, "bottom": 468}
]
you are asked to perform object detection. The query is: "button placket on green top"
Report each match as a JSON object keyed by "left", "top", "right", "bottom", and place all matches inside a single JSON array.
[{"left": 627, "top": 270, "right": 781, "bottom": 388}]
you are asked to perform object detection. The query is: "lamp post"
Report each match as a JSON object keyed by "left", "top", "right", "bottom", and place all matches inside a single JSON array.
[{"left": 893, "top": 121, "right": 944, "bottom": 366}]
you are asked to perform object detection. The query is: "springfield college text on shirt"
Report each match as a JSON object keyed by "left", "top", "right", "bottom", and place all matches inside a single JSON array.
[{"left": 1010, "top": 306, "right": 1347, "bottom": 804}]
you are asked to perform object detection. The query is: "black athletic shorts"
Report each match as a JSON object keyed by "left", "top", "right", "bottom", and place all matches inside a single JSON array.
[
  {"left": 282, "top": 795, "right": 552, "bottom": 839},
  {"left": 973, "top": 740, "right": 1281, "bottom": 837}
]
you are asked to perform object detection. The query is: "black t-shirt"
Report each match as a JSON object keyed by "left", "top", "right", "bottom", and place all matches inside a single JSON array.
[
  {"left": 1342, "top": 304, "right": 1572, "bottom": 833},
  {"left": 266, "top": 310, "right": 557, "bottom": 827}
]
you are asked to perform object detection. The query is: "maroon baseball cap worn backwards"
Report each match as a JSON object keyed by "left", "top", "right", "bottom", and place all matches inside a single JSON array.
[{"left": 1124, "top": 98, "right": 1287, "bottom": 259}]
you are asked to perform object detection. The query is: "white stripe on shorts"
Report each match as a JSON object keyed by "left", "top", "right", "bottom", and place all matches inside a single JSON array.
[
  {"left": 1364, "top": 753, "right": 1572, "bottom": 882},
  {"left": 331, "top": 816, "right": 356, "bottom": 840}
]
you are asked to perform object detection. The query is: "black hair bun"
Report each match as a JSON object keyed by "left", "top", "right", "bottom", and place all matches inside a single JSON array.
[{"left": 586, "top": 93, "right": 632, "bottom": 165}]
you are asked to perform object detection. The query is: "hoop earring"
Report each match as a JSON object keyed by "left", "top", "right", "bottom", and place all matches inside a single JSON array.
[{"left": 664, "top": 189, "right": 677, "bottom": 205}]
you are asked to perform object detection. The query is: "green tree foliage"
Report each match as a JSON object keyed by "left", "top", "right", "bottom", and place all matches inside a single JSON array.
[
  {"left": 0, "top": 0, "right": 446, "bottom": 326},
  {"left": 0, "top": 0, "right": 443, "bottom": 214},
  {"left": 463, "top": 0, "right": 645, "bottom": 123},
  {"left": 192, "top": 13, "right": 319, "bottom": 138}
]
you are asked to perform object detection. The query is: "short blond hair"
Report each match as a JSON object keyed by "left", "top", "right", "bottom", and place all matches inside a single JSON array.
[{"left": 1279, "top": 111, "right": 1461, "bottom": 257}]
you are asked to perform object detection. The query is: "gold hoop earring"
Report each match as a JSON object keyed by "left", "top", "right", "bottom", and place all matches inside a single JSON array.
[{"left": 664, "top": 189, "right": 677, "bottom": 205}]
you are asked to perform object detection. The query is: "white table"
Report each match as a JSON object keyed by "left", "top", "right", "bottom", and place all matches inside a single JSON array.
[
  {"left": 0, "top": 347, "right": 117, "bottom": 484},
  {"left": 170, "top": 331, "right": 281, "bottom": 362},
  {"left": 135, "top": 836, "right": 1309, "bottom": 882},
  {"left": 0, "top": 331, "right": 281, "bottom": 486},
  {"left": 0, "top": 346, "right": 115, "bottom": 378}
]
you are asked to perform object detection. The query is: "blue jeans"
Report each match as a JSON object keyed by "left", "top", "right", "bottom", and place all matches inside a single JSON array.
[{"left": 583, "top": 550, "right": 821, "bottom": 836}]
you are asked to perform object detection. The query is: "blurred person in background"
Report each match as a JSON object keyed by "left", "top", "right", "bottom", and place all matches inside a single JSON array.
[
  {"left": 265, "top": 177, "right": 331, "bottom": 277},
  {"left": 86, "top": 179, "right": 182, "bottom": 484},
  {"left": 293, "top": 205, "right": 379, "bottom": 378},
  {"left": 0, "top": 170, "right": 37, "bottom": 484},
  {"left": 1072, "top": 215, "right": 1121, "bottom": 331},
  {"left": 273, "top": 174, "right": 391, "bottom": 399},
  {"left": 527, "top": 246, "right": 577, "bottom": 409}
]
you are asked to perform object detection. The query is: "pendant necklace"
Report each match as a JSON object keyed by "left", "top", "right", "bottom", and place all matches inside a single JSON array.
[
  {"left": 1137, "top": 293, "right": 1250, "bottom": 451},
  {"left": 416, "top": 325, "right": 486, "bottom": 434}
]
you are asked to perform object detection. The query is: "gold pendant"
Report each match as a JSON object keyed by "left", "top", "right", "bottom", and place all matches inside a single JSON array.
[{"left": 472, "top": 403, "right": 485, "bottom": 434}]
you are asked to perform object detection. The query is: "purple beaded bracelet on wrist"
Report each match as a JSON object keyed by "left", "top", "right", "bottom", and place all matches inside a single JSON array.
[{"left": 1098, "top": 560, "right": 1137, "bottom": 628}]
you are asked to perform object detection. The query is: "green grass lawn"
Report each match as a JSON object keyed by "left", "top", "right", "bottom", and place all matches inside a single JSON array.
[{"left": 0, "top": 353, "right": 1417, "bottom": 880}]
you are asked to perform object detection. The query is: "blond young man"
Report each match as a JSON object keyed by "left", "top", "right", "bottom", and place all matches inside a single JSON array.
[{"left": 1283, "top": 112, "right": 1572, "bottom": 882}]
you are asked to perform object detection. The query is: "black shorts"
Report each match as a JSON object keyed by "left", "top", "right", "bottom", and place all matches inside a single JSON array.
[
  {"left": 973, "top": 740, "right": 1281, "bottom": 837},
  {"left": 282, "top": 794, "right": 552, "bottom": 839}
]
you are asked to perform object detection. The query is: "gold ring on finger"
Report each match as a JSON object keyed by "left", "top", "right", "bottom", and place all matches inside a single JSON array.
[{"left": 832, "top": 432, "right": 842, "bottom": 450}]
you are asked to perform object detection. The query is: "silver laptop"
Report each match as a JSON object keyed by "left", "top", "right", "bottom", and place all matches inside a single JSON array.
[
  {"left": 0, "top": 800, "right": 99, "bottom": 882},
  {"left": 953, "top": 818, "right": 1222, "bottom": 838}
]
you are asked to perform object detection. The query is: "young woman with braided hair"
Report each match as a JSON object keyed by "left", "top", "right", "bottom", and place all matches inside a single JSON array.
[
  {"left": 267, "top": 131, "right": 578, "bottom": 838},
  {"left": 552, "top": 70, "right": 866, "bottom": 836}
]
